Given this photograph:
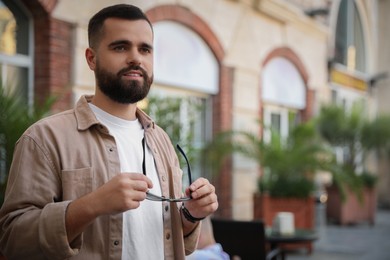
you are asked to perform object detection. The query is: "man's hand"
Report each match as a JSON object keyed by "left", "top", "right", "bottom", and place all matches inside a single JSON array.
[
  {"left": 183, "top": 178, "right": 218, "bottom": 220},
  {"left": 65, "top": 173, "right": 152, "bottom": 243},
  {"left": 90, "top": 173, "right": 153, "bottom": 215}
]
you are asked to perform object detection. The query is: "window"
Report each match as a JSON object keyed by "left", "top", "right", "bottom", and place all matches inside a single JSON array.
[
  {"left": 0, "top": 0, "right": 32, "bottom": 185},
  {"left": 331, "top": 89, "right": 337, "bottom": 104},
  {"left": 270, "top": 113, "right": 281, "bottom": 134},
  {"left": 263, "top": 106, "right": 300, "bottom": 143},
  {"left": 262, "top": 57, "right": 306, "bottom": 142},
  {"left": 153, "top": 21, "right": 219, "bottom": 95},
  {"left": 152, "top": 21, "right": 218, "bottom": 179},
  {"left": 0, "top": 0, "right": 32, "bottom": 103},
  {"left": 334, "top": 0, "right": 366, "bottom": 72}
]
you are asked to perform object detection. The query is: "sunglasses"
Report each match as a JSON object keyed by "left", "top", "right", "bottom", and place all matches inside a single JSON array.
[{"left": 142, "top": 139, "right": 192, "bottom": 202}]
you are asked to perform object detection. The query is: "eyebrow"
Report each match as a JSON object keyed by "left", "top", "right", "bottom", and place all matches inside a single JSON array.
[{"left": 108, "top": 40, "right": 153, "bottom": 50}]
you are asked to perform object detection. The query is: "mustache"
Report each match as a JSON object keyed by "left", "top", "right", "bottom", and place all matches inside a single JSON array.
[{"left": 117, "top": 65, "right": 147, "bottom": 77}]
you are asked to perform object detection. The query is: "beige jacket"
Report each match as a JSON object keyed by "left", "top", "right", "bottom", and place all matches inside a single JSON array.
[{"left": 0, "top": 95, "right": 199, "bottom": 260}]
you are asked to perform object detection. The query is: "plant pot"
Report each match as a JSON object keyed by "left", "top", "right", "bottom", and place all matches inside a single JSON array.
[
  {"left": 326, "top": 185, "right": 376, "bottom": 225},
  {"left": 253, "top": 193, "right": 315, "bottom": 253}
]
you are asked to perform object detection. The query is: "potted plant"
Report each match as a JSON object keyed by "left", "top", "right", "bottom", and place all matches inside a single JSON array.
[
  {"left": 205, "top": 120, "right": 334, "bottom": 252},
  {"left": 316, "top": 103, "right": 389, "bottom": 225}
]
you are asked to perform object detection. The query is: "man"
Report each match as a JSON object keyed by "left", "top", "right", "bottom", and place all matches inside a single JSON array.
[{"left": 0, "top": 4, "right": 218, "bottom": 260}]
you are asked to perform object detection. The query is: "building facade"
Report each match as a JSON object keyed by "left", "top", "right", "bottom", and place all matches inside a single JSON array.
[{"left": 1, "top": 0, "right": 389, "bottom": 218}]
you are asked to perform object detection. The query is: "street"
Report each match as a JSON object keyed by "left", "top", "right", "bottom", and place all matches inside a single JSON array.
[{"left": 288, "top": 208, "right": 390, "bottom": 260}]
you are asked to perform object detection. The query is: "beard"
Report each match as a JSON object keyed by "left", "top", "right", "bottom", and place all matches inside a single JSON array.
[{"left": 95, "top": 62, "right": 153, "bottom": 104}]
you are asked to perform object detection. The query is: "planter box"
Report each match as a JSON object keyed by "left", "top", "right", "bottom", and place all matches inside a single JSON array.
[
  {"left": 253, "top": 193, "right": 315, "bottom": 253},
  {"left": 326, "top": 185, "right": 376, "bottom": 225}
]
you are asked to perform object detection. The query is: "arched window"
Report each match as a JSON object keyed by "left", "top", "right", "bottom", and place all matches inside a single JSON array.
[
  {"left": 334, "top": 0, "right": 366, "bottom": 72},
  {"left": 0, "top": 0, "right": 32, "bottom": 103},
  {"left": 150, "top": 21, "right": 219, "bottom": 180},
  {"left": 262, "top": 57, "right": 306, "bottom": 141},
  {"left": 153, "top": 21, "right": 219, "bottom": 94}
]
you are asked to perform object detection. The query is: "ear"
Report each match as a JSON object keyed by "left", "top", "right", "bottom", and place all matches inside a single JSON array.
[{"left": 85, "top": 47, "right": 96, "bottom": 70}]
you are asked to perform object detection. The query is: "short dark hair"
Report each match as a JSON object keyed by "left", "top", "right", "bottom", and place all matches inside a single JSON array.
[{"left": 88, "top": 4, "right": 153, "bottom": 49}]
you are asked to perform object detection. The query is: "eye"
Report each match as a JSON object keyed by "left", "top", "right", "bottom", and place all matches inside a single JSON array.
[
  {"left": 140, "top": 46, "right": 152, "bottom": 54},
  {"left": 113, "top": 45, "right": 127, "bottom": 52}
]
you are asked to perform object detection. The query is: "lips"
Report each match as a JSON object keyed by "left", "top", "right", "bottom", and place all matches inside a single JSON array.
[{"left": 122, "top": 70, "right": 143, "bottom": 77}]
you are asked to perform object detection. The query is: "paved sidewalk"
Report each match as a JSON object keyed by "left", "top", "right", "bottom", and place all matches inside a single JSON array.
[{"left": 287, "top": 208, "right": 390, "bottom": 260}]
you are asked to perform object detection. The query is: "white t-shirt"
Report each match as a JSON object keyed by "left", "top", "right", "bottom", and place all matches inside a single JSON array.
[{"left": 89, "top": 104, "right": 164, "bottom": 260}]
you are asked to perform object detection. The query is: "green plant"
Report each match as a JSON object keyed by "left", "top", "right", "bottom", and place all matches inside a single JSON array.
[
  {"left": 259, "top": 174, "right": 314, "bottom": 198},
  {"left": 0, "top": 84, "right": 55, "bottom": 204},
  {"left": 316, "top": 103, "right": 386, "bottom": 176},
  {"left": 361, "top": 115, "right": 390, "bottom": 155},
  {"left": 205, "top": 120, "right": 334, "bottom": 198},
  {"left": 316, "top": 102, "right": 388, "bottom": 200},
  {"left": 316, "top": 103, "right": 366, "bottom": 170},
  {"left": 360, "top": 171, "right": 378, "bottom": 188}
]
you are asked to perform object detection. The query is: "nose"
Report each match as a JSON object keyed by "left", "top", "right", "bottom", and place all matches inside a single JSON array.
[{"left": 126, "top": 48, "right": 141, "bottom": 66}]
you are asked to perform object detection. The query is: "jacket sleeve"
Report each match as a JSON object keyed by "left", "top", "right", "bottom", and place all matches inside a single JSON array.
[
  {"left": 0, "top": 135, "right": 81, "bottom": 259},
  {"left": 183, "top": 220, "right": 201, "bottom": 255}
]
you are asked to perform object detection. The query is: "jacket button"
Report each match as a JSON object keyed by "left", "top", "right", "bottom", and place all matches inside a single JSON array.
[
  {"left": 114, "top": 240, "right": 120, "bottom": 246},
  {"left": 109, "top": 148, "right": 114, "bottom": 152},
  {"left": 165, "top": 233, "right": 171, "bottom": 240},
  {"left": 165, "top": 205, "right": 169, "bottom": 212}
]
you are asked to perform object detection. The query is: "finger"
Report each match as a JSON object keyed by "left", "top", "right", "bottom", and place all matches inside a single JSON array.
[
  {"left": 183, "top": 194, "right": 219, "bottom": 217},
  {"left": 190, "top": 182, "right": 215, "bottom": 200},
  {"left": 125, "top": 172, "right": 154, "bottom": 189},
  {"left": 130, "top": 189, "right": 149, "bottom": 201},
  {"left": 189, "top": 177, "right": 209, "bottom": 192},
  {"left": 131, "top": 180, "right": 151, "bottom": 192},
  {"left": 190, "top": 192, "right": 218, "bottom": 207}
]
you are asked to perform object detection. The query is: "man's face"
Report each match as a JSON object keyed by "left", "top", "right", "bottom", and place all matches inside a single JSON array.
[{"left": 91, "top": 18, "right": 154, "bottom": 104}]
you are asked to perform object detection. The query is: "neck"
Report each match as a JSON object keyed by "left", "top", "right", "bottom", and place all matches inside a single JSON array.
[{"left": 91, "top": 92, "right": 137, "bottom": 121}]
